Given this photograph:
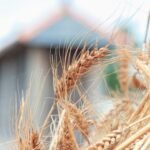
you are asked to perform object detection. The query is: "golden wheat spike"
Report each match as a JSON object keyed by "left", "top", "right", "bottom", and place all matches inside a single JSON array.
[
  {"left": 19, "top": 130, "right": 42, "bottom": 150},
  {"left": 65, "top": 101, "right": 89, "bottom": 136},
  {"left": 55, "top": 48, "right": 108, "bottom": 100},
  {"left": 88, "top": 129, "right": 122, "bottom": 150},
  {"left": 17, "top": 100, "right": 43, "bottom": 150},
  {"left": 49, "top": 110, "right": 79, "bottom": 150}
]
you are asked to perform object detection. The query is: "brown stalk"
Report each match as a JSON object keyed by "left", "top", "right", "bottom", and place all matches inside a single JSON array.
[{"left": 55, "top": 48, "right": 108, "bottom": 100}]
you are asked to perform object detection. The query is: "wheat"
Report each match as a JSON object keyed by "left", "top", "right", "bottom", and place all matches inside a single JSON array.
[
  {"left": 127, "top": 91, "right": 150, "bottom": 124},
  {"left": 4, "top": 45, "right": 150, "bottom": 150},
  {"left": 49, "top": 110, "right": 78, "bottom": 150},
  {"left": 55, "top": 48, "right": 108, "bottom": 100},
  {"left": 117, "top": 49, "right": 131, "bottom": 97},
  {"left": 17, "top": 99, "right": 43, "bottom": 150},
  {"left": 88, "top": 129, "right": 122, "bottom": 150},
  {"left": 65, "top": 102, "right": 89, "bottom": 135},
  {"left": 115, "top": 123, "right": 150, "bottom": 150},
  {"left": 19, "top": 130, "right": 42, "bottom": 150},
  {"left": 97, "top": 99, "right": 133, "bottom": 134}
]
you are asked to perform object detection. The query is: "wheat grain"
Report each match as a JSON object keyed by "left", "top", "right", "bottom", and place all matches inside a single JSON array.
[{"left": 88, "top": 129, "right": 122, "bottom": 150}]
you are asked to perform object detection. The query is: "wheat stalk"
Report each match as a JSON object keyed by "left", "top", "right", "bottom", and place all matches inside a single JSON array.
[
  {"left": 115, "top": 123, "right": 150, "bottom": 150},
  {"left": 117, "top": 49, "right": 131, "bottom": 97},
  {"left": 49, "top": 110, "right": 79, "bottom": 150},
  {"left": 131, "top": 132, "right": 150, "bottom": 149}
]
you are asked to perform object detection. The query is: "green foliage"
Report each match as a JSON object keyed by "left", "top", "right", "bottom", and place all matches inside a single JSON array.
[{"left": 105, "top": 63, "right": 120, "bottom": 91}]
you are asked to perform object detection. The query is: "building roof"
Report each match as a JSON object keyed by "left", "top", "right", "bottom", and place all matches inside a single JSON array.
[{"left": 0, "top": 0, "right": 149, "bottom": 52}]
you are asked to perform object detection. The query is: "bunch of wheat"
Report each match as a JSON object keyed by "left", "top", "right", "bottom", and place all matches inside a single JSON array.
[
  {"left": 2, "top": 46, "right": 150, "bottom": 150},
  {"left": 50, "top": 47, "right": 150, "bottom": 150}
]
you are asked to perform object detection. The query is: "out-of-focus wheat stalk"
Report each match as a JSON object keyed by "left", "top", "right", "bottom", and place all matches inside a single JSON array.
[{"left": 117, "top": 49, "right": 131, "bottom": 97}]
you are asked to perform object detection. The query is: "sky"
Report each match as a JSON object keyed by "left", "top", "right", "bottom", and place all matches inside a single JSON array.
[{"left": 0, "top": 0, "right": 149, "bottom": 50}]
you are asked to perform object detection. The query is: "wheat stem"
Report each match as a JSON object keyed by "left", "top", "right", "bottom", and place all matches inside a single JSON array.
[{"left": 116, "top": 123, "right": 150, "bottom": 150}]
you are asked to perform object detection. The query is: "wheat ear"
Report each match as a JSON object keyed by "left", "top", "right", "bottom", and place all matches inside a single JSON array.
[
  {"left": 55, "top": 48, "right": 108, "bottom": 100},
  {"left": 66, "top": 101, "right": 91, "bottom": 143},
  {"left": 88, "top": 129, "right": 122, "bottom": 150},
  {"left": 19, "top": 130, "right": 42, "bottom": 150},
  {"left": 89, "top": 113, "right": 150, "bottom": 150},
  {"left": 49, "top": 110, "right": 78, "bottom": 150}
]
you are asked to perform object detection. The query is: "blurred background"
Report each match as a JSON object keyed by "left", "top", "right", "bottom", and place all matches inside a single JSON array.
[{"left": 0, "top": 0, "right": 149, "bottom": 145}]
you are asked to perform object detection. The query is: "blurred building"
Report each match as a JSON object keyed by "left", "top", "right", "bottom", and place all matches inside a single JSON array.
[{"left": 0, "top": 1, "right": 108, "bottom": 140}]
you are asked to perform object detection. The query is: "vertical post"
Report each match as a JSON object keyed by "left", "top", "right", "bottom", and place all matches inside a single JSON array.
[{"left": 143, "top": 11, "right": 150, "bottom": 53}]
